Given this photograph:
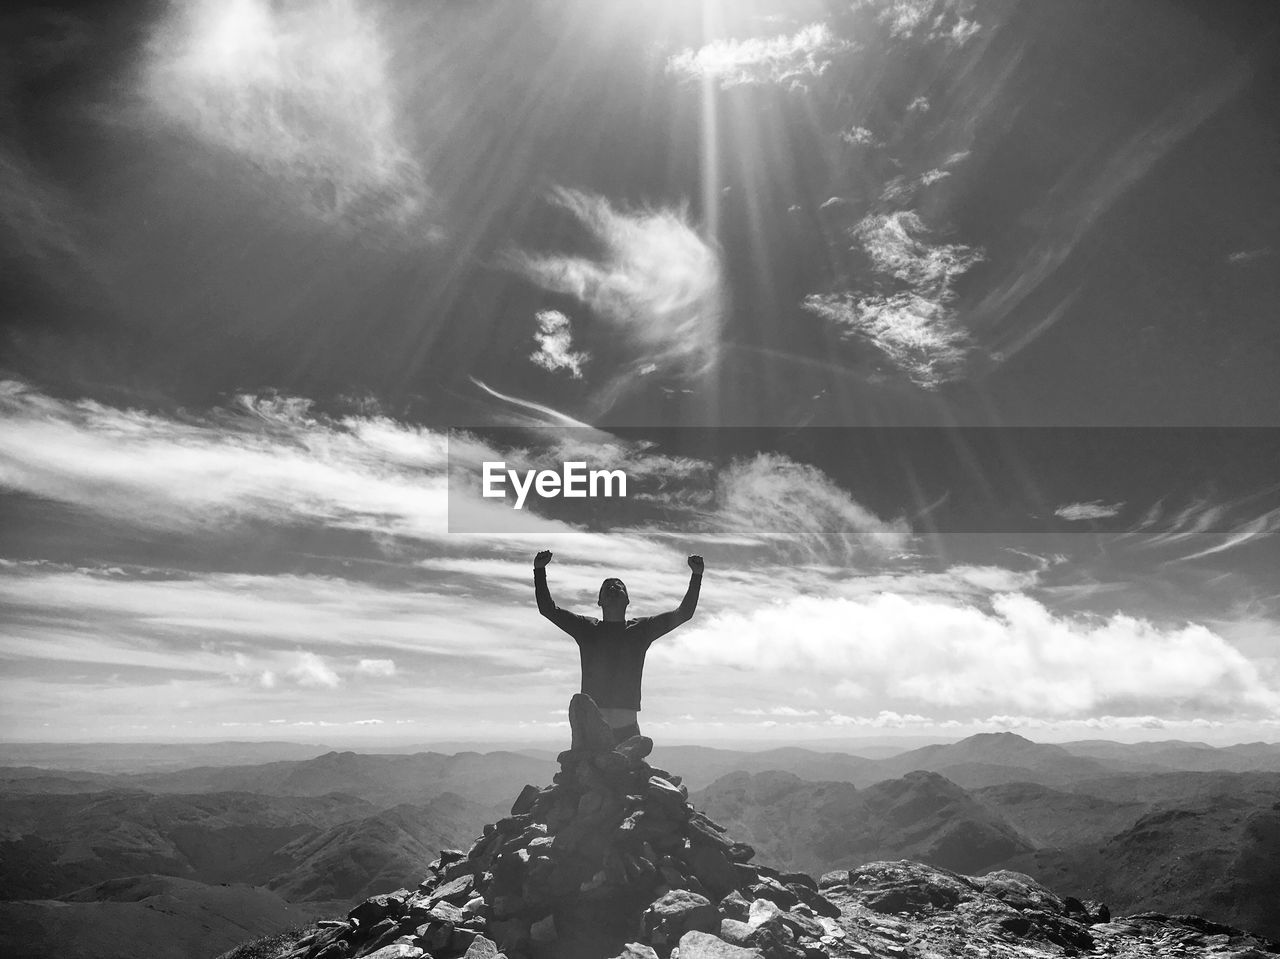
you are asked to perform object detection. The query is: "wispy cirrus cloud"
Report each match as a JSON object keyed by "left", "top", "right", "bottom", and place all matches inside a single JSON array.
[
  {"left": 713, "top": 453, "right": 910, "bottom": 565},
  {"left": 0, "top": 380, "right": 450, "bottom": 538},
  {"left": 975, "top": 60, "right": 1252, "bottom": 363},
  {"left": 0, "top": 380, "right": 677, "bottom": 567},
  {"left": 665, "top": 23, "right": 852, "bottom": 90},
  {"left": 0, "top": 382, "right": 910, "bottom": 572},
  {"left": 1055, "top": 500, "right": 1125, "bottom": 522},
  {"left": 141, "top": 0, "right": 427, "bottom": 228},
  {"left": 1124, "top": 493, "right": 1280, "bottom": 562},
  {"left": 0, "top": 564, "right": 530, "bottom": 664},
  {"left": 530, "top": 309, "right": 588, "bottom": 379},
  {"left": 1173, "top": 506, "right": 1280, "bottom": 563},
  {"left": 804, "top": 211, "right": 983, "bottom": 388},
  {"left": 508, "top": 188, "right": 724, "bottom": 384}
]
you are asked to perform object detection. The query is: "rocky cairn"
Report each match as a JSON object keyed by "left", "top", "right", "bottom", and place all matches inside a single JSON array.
[{"left": 278, "top": 695, "right": 843, "bottom": 959}]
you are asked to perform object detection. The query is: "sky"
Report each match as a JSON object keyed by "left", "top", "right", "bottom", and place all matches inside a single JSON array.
[{"left": 2, "top": 0, "right": 1279, "bottom": 747}]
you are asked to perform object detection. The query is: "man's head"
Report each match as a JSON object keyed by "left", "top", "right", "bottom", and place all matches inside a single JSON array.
[{"left": 598, "top": 577, "right": 629, "bottom": 617}]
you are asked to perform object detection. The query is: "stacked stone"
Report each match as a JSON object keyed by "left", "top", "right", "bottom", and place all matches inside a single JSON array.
[{"left": 285, "top": 696, "right": 842, "bottom": 959}]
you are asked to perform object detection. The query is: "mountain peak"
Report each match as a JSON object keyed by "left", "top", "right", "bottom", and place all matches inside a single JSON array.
[{"left": 958, "top": 731, "right": 1041, "bottom": 746}]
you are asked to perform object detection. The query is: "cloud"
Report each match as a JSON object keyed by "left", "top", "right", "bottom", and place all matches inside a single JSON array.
[
  {"left": 0, "top": 381, "right": 449, "bottom": 538},
  {"left": 874, "top": 0, "right": 981, "bottom": 44},
  {"left": 711, "top": 453, "right": 911, "bottom": 565},
  {"left": 508, "top": 189, "right": 724, "bottom": 384},
  {"left": 734, "top": 706, "right": 821, "bottom": 717},
  {"left": 468, "top": 378, "right": 597, "bottom": 429},
  {"left": 804, "top": 211, "right": 983, "bottom": 388},
  {"left": 0, "top": 565, "right": 536, "bottom": 666},
  {"left": 1227, "top": 248, "right": 1275, "bottom": 265},
  {"left": 0, "top": 381, "right": 678, "bottom": 562},
  {"left": 881, "top": 169, "right": 950, "bottom": 202},
  {"left": 287, "top": 651, "right": 340, "bottom": 688},
  {"left": 1055, "top": 501, "right": 1124, "bottom": 522},
  {"left": 660, "top": 591, "right": 1280, "bottom": 718},
  {"left": 141, "top": 0, "right": 427, "bottom": 228},
  {"left": 530, "top": 310, "right": 588, "bottom": 379},
  {"left": 856, "top": 211, "right": 984, "bottom": 295},
  {"left": 1125, "top": 495, "right": 1280, "bottom": 562},
  {"left": 1173, "top": 505, "right": 1280, "bottom": 563},
  {"left": 356, "top": 658, "right": 396, "bottom": 677},
  {"left": 841, "top": 126, "right": 879, "bottom": 146},
  {"left": 827, "top": 710, "right": 933, "bottom": 727},
  {"left": 803, "top": 291, "right": 969, "bottom": 388},
  {"left": 666, "top": 23, "right": 852, "bottom": 90}
]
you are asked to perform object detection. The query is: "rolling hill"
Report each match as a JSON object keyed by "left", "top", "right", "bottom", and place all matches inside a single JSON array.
[
  {"left": 691, "top": 768, "right": 1032, "bottom": 876},
  {"left": 0, "top": 875, "right": 346, "bottom": 959}
]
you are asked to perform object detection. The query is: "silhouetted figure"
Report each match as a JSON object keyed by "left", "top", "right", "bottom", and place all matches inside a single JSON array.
[{"left": 534, "top": 550, "right": 703, "bottom": 744}]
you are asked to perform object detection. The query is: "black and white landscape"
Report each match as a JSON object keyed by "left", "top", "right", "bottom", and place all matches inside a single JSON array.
[
  {"left": 2, "top": 0, "right": 1279, "bottom": 957},
  {"left": 3, "top": 734, "right": 1280, "bottom": 957}
]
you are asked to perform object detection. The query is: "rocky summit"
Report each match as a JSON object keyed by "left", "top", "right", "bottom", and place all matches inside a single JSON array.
[{"left": 223, "top": 697, "right": 1280, "bottom": 959}]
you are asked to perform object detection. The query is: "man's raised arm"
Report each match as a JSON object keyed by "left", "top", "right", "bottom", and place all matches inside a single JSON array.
[
  {"left": 533, "top": 550, "right": 589, "bottom": 636},
  {"left": 645, "top": 554, "right": 704, "bottom": 638}
]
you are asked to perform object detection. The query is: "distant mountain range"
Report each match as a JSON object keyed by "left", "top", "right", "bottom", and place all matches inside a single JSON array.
[
  {"left": 5, "top": 732, "right": 1280, "bottom": 954},
  {"left": 0, "top": 741, "right": 336, "bottom": 773},
  {"left": 651, "top": 732, "right": 1280, "bottom": 791}
]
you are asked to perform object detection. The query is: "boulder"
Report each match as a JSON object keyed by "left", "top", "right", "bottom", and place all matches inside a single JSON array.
[
  {"left": 685, "top": 843, "right": 741, "bottom": 901},
  {"left": 511, "top": 784, "right": 540, "bottom": 816},
  {"left": 719, "top": 890, "right": 750, "bottom": 922},
  {"left": 676, "top": 930, "right": 766, "bottom": 958},
  {"left": 817, "top": 871, "right": 848, "bottom": 891},
  {"left": 616, "top": 735, "right": 655, "bottom": 761},
  {"left": 719, "top": 918, "right": 755, "bottom": 944},
  {"left": 529, "top": 914, "right": 557, "bottom": 943},
  {"left": 462, "top": 936, "right": 501, "bottom": 958},
  {"left": 727, "top": 842, "right": 756, "bottom": 864},
  {"left": 349, "top": 892, "right": 407, "bottom": 928},
  {"left": 362, "top": 946, "right": 423, "bottom": 959},
  {"left": 643, "top": 889, "right": 720, "bottom": 947},
  {"left": 428, "top": 874, "right": 477, "bottom": 906},
  {"left": 609, "top": 945, "right": 660, "bottom": 959}
]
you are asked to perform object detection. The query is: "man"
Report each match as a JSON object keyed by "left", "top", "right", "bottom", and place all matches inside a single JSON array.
[{"left": 534, "top": 550, "right": 704, "bottom": 744}]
